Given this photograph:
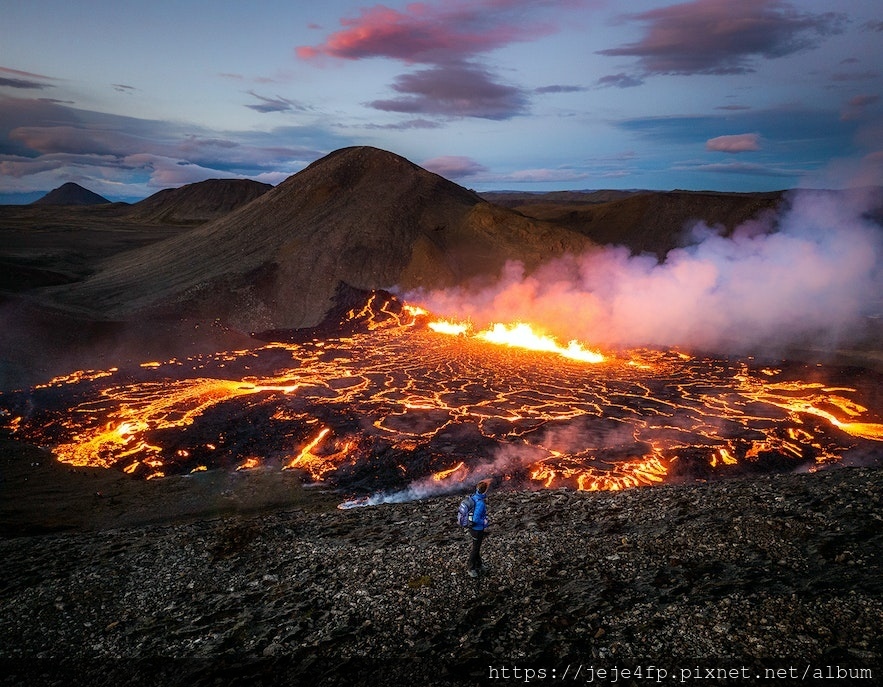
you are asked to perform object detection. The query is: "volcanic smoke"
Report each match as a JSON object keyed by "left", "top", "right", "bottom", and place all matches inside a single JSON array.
[{"left": 409, "top": 189, "right": 883, "bottom": 354}]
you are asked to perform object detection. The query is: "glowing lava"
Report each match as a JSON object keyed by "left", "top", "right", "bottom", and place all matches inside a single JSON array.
[
  {"left": 2, "top": 292, "right": 880, "bottom": 498},
  {"left": 432, "top": 461, "right": 468, "bottom": 482},
  {"left": 428, "top": 319, "right": 605, "bottom": 363}
]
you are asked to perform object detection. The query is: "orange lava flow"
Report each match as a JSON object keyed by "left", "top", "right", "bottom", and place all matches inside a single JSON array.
[
  {"left": 432, "top": 461, "right": 468, "bottom": 482},
  {"left": 52, "top": 377, "right": 299, "bottom": 476},
  {"left": 736, "top": 378, "right": 883, "bottom": 442},
  {"left": 4, "top": 292, "right": 881, "bottom": 497},
  {"left": 530, "top": 453, "right": 669, "bottom": 491},
  {"left": 284, "top": 427, "right": 331, "bottom": 471},
  {"left": 426, "top": 318, "right": 606, "bottom": 363}
]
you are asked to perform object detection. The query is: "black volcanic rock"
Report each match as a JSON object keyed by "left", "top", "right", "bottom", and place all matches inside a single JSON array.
[
  {"left": 45, "top": 146, "right": 592, "bottom": 330},
  {"left": 0, "top": 462, "right": 880, "bottom": 686},
  {"left": 129, "top": 178, "right": 273, "bottom": 224},
  {"left": 252, "top": 285, "right": 423, "bottom": 342},
  {"left": 31, "top": 182, "right": 110, "bottom": 206}
]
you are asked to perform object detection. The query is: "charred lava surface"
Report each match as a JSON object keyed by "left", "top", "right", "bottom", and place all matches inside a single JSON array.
[{"left": 1, "top": 291, "right": 881, "bottom": 502}]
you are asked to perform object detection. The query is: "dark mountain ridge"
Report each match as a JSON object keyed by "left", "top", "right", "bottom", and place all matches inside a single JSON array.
[
  {"left": 498, "top": 189, "right": 786, "bottom": 258},
  {"left": 129, "top": 178, "right": 273, "bottom": 224},
  {"left": 31, "top": 182, "right": 110, "bottom": 206}
]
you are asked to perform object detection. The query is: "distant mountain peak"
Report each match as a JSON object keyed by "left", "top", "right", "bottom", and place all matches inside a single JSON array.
[{"left": 32, "top": 182, "right": 110, "bottom": 206}]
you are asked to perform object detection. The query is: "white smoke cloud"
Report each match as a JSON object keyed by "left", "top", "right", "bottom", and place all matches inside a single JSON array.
[{"left": 409, "top": 189, "right": 883, "bottom": 354}]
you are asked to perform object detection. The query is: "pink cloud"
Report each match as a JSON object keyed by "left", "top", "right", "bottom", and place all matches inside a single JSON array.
[
  {"left": 706, "top": 133, "right": 762, "bottom": 153},
  {"left": 840, "top": 93, "right": 879, "bottom": 121},
  {"left": 296, "top": 1, "right": 564, "bottom": 65},
  {"left": 0, "top": 66, "right": 59, "bottom": 81},
  {"left": 10, "top": 125, "right": 138, "bottom": 155},
  {"left": 296, "top": 2, "right": 595, "bottom": 120},
  {"left": 123, "top": 153, "right": 226, "bottom": 188},
  {"left": 421, "top": 155, "right": 487, "bottom": 179},
  {"left": 598, "top": 0, "right": 844, "bottom": 75}
]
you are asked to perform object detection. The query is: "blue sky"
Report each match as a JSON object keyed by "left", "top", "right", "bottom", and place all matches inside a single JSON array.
[{"left": 1, "top": 0, "right": 881, "bottom": 202}]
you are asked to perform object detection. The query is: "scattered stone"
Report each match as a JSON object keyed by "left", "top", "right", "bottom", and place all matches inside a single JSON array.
[{"left": 0, "top": 467, "right": 880, "bottom": 686}]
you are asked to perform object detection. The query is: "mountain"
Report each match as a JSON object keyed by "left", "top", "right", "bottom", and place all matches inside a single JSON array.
[
  {"left": 129, "top": 178, "right": 273, "bottom": 224},
  {"left": 31, "top": 182, "right": 110, "bottom": 206},
  {"left": 44, "top": 147, "right": 592, "bottom": 329},
  {"left": 496, "top": 189, "right": 785, "bottom": 258}
]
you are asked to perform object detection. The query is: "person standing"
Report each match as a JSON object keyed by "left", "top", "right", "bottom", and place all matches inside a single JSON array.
[{"left": 467, "top": 481, "right": 489, "bottom": 577}]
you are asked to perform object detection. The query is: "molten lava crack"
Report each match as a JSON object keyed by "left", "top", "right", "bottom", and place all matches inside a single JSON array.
[{"left": 2, "top": 293, "right": 881, "bottom": 497}]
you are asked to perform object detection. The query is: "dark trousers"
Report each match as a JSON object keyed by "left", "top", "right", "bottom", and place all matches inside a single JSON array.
[{"left": 468, "top": 528, "right": 486, "bottom": 571}]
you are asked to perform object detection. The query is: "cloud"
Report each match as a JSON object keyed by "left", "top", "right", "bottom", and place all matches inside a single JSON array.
[
  {"left": 121, "top": 153, "right": 234, "bottom": 187},
  {"left": 220, "top": 72, "right": 286, "bottom": 85},
  {"left": 0, "top": 67, "right": 58, "bottom": 83},
  {"left": 362, "top": 118, "right": 444, "bottom": 130},
  {"left": 112, "top": 84, "right": 137, "bottom": 94},
  {"left": 841, "top": 94, "right": 880, "bottom": 121},
  {"left": 409, "top": 190, "right": 883, "bottom": 354},
  {"left": 10, "top": 125, "right": 137, "bottom": 156},
  {"left": 677, "top": 161, "right": 798, "bottom": 177},
  {"left": 0, "top": 152, "right": 122, "bottom": 178},
  {"left": 829, "top": 71, "right": 880, "bottom": 82},
  {"left": 706, "top": 133, "right": 761, "bottom": 152},
  {"left": 534, "top": 84, "right": 586, "bottom": 94},
  {"left": 368, "top": 64, "right": 528, "bottom": 119},
  {"left": 296, "top": 0, "right": 563, "bottom": 65},
  {"left": 297, "top": 1, "right": 591, "bottom": 120},
  {"left": 595, "top": 73, "right": 644, "bottom": 88},
  {"left": 0, "top": 95, "right": 347, "bottom": 199},
  {"left": 245, "top": 91, "right": 305, "bottom": 114},
  {"left": 501, "top": 167, "right": 590, "bottom": 184},
  {"left": 617, "top": 107, "right": 860, "bottom": 167},
  {"left": 0, "top": 77, "right": 53, "bottom": 90},
  {"left": 421, "top": 155, "right": 487, "bottom": 179},
  {"left": 598, "top": 0, "right": 845, "bottom": 76}
]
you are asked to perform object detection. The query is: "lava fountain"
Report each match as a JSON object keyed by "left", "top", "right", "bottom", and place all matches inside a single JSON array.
[{"left": 1, "top": 292, "right": 880, "bottom": 502}]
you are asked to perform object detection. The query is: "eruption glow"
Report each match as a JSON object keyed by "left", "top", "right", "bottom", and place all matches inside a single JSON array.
[
  {"left": 2, "top": 309, "right": 881, "bottom": 501},
  {"left": 3, "top": 191, "right": 882, "bottom": 508},
  {"left": 410, "top": 190, "right": 883, "bottom": 354},
  {"left": 427, "top": 319, "right": 605, "bottom": 363}
]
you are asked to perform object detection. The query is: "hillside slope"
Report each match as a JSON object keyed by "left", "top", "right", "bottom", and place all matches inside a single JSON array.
[
  {"left": 45, "top": 147, "right": 591, "bottom": 329},
  {"left": 505, "top": 190, "right": 785, "bottom": 257},
  {"left": 128, "top": 178, "right": 273, "bottom": 224}
]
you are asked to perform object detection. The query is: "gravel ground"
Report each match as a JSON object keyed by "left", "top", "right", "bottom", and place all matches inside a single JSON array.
[{"left": 1, "top": 466, "right": 881, "bottom": 687}]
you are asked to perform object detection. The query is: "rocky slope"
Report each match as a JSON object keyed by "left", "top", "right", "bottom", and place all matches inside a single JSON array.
[
  {"left": 0, "top": 463, "right": 879, "bottom": 686},
  {"left": 42, "top": 147, "right": 591, "bottom": 330},
  {"left": 493, "top": 190, "right": 785, "bottom": 258},
  {"left": 128, "top": 178, "right": 273, "bottom": 224}
]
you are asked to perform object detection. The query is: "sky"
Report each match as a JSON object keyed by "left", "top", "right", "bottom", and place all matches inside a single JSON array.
[{"left": 1, "top": 0, "right": 882, "bottom": 202}]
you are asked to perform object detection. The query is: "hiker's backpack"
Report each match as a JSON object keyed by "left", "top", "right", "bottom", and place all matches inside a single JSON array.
[{"left": 457, "top": 495, "right": 475, "bottom": 528}]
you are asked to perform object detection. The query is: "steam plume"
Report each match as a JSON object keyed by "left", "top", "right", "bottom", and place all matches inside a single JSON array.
[{"left": 409, "top": 189, "right": 883, "bottom": 353}]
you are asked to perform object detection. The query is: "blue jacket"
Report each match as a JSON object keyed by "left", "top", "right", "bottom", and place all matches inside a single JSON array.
[{"left": 471, "top": 491, "right": 488, "bottom": 530}]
